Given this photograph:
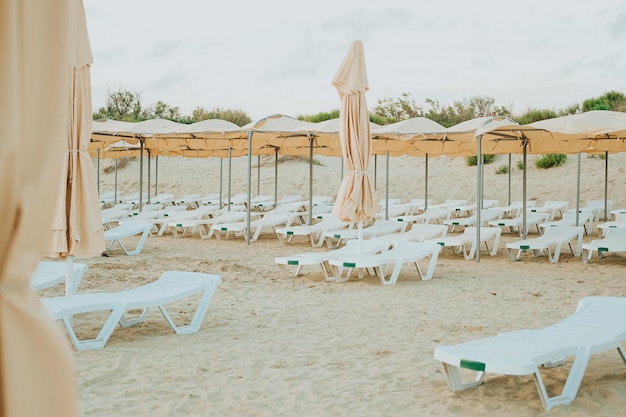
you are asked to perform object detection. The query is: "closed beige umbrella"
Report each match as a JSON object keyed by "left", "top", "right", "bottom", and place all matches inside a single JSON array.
[
  {"left": 331, "top": 40, "right": 378, "bottom": 228},
  {"left": 47, "top": 0, "right": 105, "bottom": 293},
  {"left": 1, "top": 0, "right": 80, "bottom": 416}
]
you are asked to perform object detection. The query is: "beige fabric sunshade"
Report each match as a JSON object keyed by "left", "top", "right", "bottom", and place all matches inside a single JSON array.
[{"left": 331, "top": 40, "right": 378, "bottom": 223}]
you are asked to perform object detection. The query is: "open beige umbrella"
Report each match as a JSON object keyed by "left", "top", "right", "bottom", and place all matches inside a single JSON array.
[
  {"left": 331, "top": 41, "right": 379, "bottom": 249},
  {"left": 47, "top": 0, "right": 105, "bottom": 292},
  {"left": 1, "top": 0, "right": 80, "bottom": 415}
]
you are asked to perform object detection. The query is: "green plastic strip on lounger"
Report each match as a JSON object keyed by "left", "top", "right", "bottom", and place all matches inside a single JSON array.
[
  {"left": 334, "top": 234, "right": 341, "bottom": 239},
  {"left": 343, "top": 262, "right": 356, "bottom": 268},
  {"left": 287, "top": 231, "right": 293, "bottom": 235},
  {"left": 287, "top": 260, "right": 299, "bottom": 265},
  {"left": 599, "top": 247, "right": 609, "bottom": 252},
  {"left": 221, "top": 227, "right": 227, "bottom": 231},
  {"left": 520, "top": 245, "right": 530, "bottom": 250},
  {"left": 460, "top": 359, "right": 485, "bottom": 372},
  {"left": 498, "top": 222, "right": 505, "bottom": 226},
  {"left": 437, "top": 242, "right": 444, "bottom": 246}
]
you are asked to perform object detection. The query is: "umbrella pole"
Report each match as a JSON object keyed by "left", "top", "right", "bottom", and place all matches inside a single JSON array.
[
  {"left": 385, "top": 151, "right": 390, "bottom": 220},
  {"left": 96, "top": 148, "right": 100, "bottom": 196},
  {"left": 309, "top": 135, "right": 314, "bottom": 225},
  {"left": 155, "top": 155, "right": 159, "bottom": 197},
  {"left": 576, "top": 153, "right": 581, "bottom": 225},
  {"left": 475, "top": 135, "right": 482, "bottom": 263},
  {"left": 65, "top": 255, "right": 75, "bottom": 296},
  {"left": 147, "top": 151, "right": 151, "bottom": 205},
  {"left": 139, "top": 140, "right": 144, "bottom": 210},
  {"left": 246, "top": 132, "right": 252, "bottom": 244},
  {"left": 604, "top": 151, "right": 609, "bottom": 222},
  {"left": 358, "top": 221, "right": 364, "bottom": 255},
  {"left": 227, "top": 146, "right": 232, "bottom": 211},
  {"left": 508, "top": 153, "right": 512, "bottom": 205},
  {"left": 522, "top": 141, "right": 528, "bottom": 239},
  {"left": 219, "top": 158, "right": 223, "bottom": 207},
  {"left": 114, "top": 158, "right": 118, "bottom": 205},
  {"left": 424, "top": 154, "right": 429, "bottom": 210},
  {"left": 374, "top": 155, "right": 377, "bottom": 190},
  {"left": 274, "top": 149, "right": 278, "bottom": 207}
]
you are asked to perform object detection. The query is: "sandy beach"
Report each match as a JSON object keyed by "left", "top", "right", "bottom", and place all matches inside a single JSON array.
[{"left": 39, "top": 152, "right": 626, "bottom": 417}]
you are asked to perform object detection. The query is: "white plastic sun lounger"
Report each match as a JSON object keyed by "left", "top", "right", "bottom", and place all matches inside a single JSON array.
[
  {"left": 372, "top": 223, "right": 448, "bottom": 243},
  {"left": 425, "top": 227, "right": 501, "bottom": 260},
  {"left": 488, "top": 211, "right": 549, "bottom": 236},
  {"left": 539, "top": 211, "right": 594, "bottom": 235},
  {"left": 443, "top": 208, "right": 502, "bottom": 232},
  {"left": 30, "top": 261, "right": 88, "bottom": 292},
  {"left": 506, "top": 226, "right": 584, "bottom": 263},
  {"left": 323, "top": 220, "right": 408, "bottom": 248},
  {"left": 434, "top": 296, "right": 626, "bottom": 411},
  {"left": 581, "top": 228, "right": 626, "bottom": 263},
  {"left": 274, "top": 239, "right": 391, "bottom": 280},
  {"left": 275, "top": 216, "right": 352, "bottom": 247},
  {"left": 213, "top": 211, "right": 301, "bottom": 241},
  {"left": 328, "top": 241, "right": 441, "bottom": 285},
  {"left": 103, "top": 221, "right": 152, "bottom": 255},
  {"left": 41, "top": 271, "right": 222, "bottom": 350}
]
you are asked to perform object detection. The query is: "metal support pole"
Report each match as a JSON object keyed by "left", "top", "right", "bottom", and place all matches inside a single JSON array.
[
  {"left": 522, "top": 142, "right": 528, "bottom": 239},
  {"left": 155, "top": 155, "right": 159, "bottom": 196},
  {"left": 475, "top": 135, "right": 482, "bottom": 262},
  {"left": 219, "top": 157, "right": 223, "bottom": 206},
  {"left": 385, "top": 151, "right": 390, "bottom": 220},
  {"left": 139, "top": 140, "right": 144, "bottom": 210},
  {"left": 227, "top": 146, "right": 232, "bottom": 211},
  {"left": 604, "top": 152, "right": 609, "bottom": 222},
  {"left": 147, "top": 151, "right": 151, "bottom": 205},
  {"left": 424, "top": 154, "right": 429, "bottom": 210},
  {"left": 575, "top": 153, "right": 581, "bottom": 225},
  {"left": 508, "top": 153, "right": 512, "bottom": 205},
  {"left": 246, "top": 131, "right": 253, "bottom": 245},
  {"left": 274, "top": 149, "right": 278, "bottom": 207},
  {"left": 96, "top": 148, "right": 100, "bottom": 195},
  {"left": 258, "top": 154, "right": 261, "bottom": 197},
  {"left": 308, "top": 135, "right": 314, "bottom": 225}
]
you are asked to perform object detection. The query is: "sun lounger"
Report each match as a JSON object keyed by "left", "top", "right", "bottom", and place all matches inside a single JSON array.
[
  {"left": 372, "top": 223, "right": 448, "bottom": 243},
  {"left": 394, "top": 207, "right": 454, "bottom": 225},
  {"left": 323, "top": 220, "right": 408, "bottom": 248},
  {"left": 539, "top": 211, "right": 594, "bottom": 235},
  {"left": 167, "top": 210, "right": 250, "bottom": 239},
  {"left": 506, "top": 226, "right": 584, "bottom": 263},
  {"left": 531, "top": 200, "right": 569, "bottom": 221},
  {"left": 425, "top": 227, "right": 501, "bottom": 260},
  {"left": 488, "top": 211, "right": 549, "bottom": 236},
  {"left": 581, "top": 228, "right": 626, "bottom": 263},
  {"left": 213, "top": 211, "right": 301, "bottom": 241},
  {"left": 596, "top": 213, "right": 626, "bottom": 237},
  {"left": 274, "top": 239, "right": 391, "bottom": 280},
  {"left": 41, "top": 271, "right": 221, "bottom": 350},
  {"left": 494, "top": 200, "right": 536, "bottom": 219},
  {"left": 433, "top": 296, "right": 626, "bottom": 411},
  {"left": 30, "top": 261, "right": 88, "bottom": 292},
  {"left": 103, "top": 221, "right": 152, "bottom": 255},
  {"left": 329, "top": 241, "right": 441, "bottom": 284},
  {"left": 443, "top": 208, "right": 502, "bottom": 232},
  {"left": 571, "top": 199, "right": 613, "bottom": 221},
  {"left": 275, "top": 215, "right": 351, "bottom": 247}
]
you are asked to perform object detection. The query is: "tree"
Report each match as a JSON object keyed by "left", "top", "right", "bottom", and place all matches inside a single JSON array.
[
  {"left": 372, "top": 92, "right": 422, "bottom": 123},
  {"left": 514, "top": 108, "right": 559, "bottom": 124},
  {"left": 582, "top": 90, "right": 626, "bottom": 112},
  {"left": 141, "top": 100, "right": 182, "bottom": 121},
  {"left": 191, "top": 106, "right": 251, "bottom": 126},
  {"left": 93, "top": 88, "right": 143, "bottom": 121}
]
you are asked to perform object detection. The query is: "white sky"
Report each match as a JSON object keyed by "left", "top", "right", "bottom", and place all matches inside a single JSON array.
[{"left": 84, "top": 0, "right": 626, "bottom": 121}]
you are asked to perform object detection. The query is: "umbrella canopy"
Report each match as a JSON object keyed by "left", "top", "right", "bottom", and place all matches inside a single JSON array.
[
  {"left": 1, "top": 0, "right": 81, "bottom": 415},
  {"left": 48, "top": 0, "right": 105, "bottom": 261},
  {"left": 331, "top": 40, "right": 379, "bottom": 223}
]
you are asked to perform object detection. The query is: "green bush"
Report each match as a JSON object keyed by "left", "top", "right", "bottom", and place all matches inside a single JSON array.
[
  {"left": 535, "top": 154, "right": 567, "bottom": 169},
  {"left": 465, "top": 154, "right": 496, "bottom": 166},
  {"left": 495, "top": 164, "right": 509, "bottom": 175},
  {"left": 516, "top": 160, "right": 524, "bottom": 170},
  {"left": 588, "top": 153, "right": 606, "bottom": 160}
]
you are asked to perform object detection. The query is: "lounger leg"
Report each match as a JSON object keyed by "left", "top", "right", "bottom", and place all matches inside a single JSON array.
[
  {"left": 62, "top": 304, "right": 126, "bottom": 350},
  {"left": 440, "top": 363, "right": 485, "bottom": 391},
  {"left": 158, "top": 279, "right": 220, "bottom": 335},
  {"left": 533, "top": 347, "right": 592, "bottom": 411}
]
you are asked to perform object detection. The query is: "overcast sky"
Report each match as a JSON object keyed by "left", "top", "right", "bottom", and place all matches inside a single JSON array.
[{"left": 84, "top": 0, "right": 626, "bottom": 121}]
